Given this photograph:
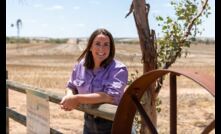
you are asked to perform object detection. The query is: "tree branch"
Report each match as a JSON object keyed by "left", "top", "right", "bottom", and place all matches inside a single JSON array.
[
  {"left": 125, "top": 3, "right": 134, "bottom": 18},
  {"left": 163, "top": 0, "right": 209, "bottom": 68},
  {"left": 183, "top": 0, "right": 208, "bottom": 40},
  {"left": 156, "top": 0, "right": 208, "bottom": 93}
]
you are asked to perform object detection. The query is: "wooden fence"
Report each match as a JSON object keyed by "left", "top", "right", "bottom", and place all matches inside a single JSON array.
[{"left": 6, "top": 71, "right": 117, "bottom": 134}]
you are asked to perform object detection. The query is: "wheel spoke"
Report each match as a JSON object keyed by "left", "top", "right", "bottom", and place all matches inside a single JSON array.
[{"left": 131, "top": 95, "right": 158, "bottom": 134}]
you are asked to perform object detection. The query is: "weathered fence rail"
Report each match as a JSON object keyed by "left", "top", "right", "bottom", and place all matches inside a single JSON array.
[
  {"left": 6, "top": 107, "right": 62, "bottom": 134},
  {"left": 6, "top": 79, "right": 117, "bottom": 134}
]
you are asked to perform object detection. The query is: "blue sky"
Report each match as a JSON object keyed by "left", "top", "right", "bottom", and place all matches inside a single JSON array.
[{"left": 6, "top": 0, "right": 215, "bottom": 38}]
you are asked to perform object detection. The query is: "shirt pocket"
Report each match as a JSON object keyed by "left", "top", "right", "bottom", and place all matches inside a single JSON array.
[
  {"left": 73, "top": 79, "right": 91, "bottom": 94},
  {"left": 73, "top": 79, "right": 85, "bottom": 87}
]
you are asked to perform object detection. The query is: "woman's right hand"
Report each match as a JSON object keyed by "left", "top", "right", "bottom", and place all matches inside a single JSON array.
[{"left": 60, "top": 94, "right": 80, "bottom": 111}]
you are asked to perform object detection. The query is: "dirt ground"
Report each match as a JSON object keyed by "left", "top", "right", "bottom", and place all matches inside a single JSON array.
[{"left": 6, "top": 41, "right": 215, "bottom": 134}]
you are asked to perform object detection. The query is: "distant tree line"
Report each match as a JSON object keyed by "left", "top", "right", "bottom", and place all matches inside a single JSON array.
[
  {"left": 6, "top": 37, "right": 30, "bottom": 44},
  {"left": 192, "top": 37, "right": 215, "bottom": 44},
  {"left": 45, "top": 38, "right": 68, "bottom": 44},
  {"left": 115, "top": 39, "right": 140, "bottom": 45},
  {"left": 115, "top": 37, "right": 215, "bottom": 45},
  {"left": 6, "top": 37, "right": 68, "bottom": 44},
  {"left": 6, "top": 36, "right": 214, "bottom": 45}
]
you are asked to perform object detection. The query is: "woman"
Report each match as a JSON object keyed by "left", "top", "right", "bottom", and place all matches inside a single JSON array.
[{"left": 60, "top": 28, "right": 128, "bottom": 134}]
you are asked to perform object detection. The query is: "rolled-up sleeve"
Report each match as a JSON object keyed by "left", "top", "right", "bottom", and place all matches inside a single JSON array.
[{"left": 104, "top": 67, "right": 128, "bottom": 105}]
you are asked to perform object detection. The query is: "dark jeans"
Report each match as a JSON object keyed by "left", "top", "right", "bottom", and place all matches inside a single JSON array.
[{"left": 83, "top": 113, "right": 113, "bottom": 134}]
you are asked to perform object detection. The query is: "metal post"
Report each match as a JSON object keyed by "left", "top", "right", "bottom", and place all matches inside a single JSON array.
[
  {"left": 6, "top": 70, "right": 9, "bottom": 134},
  {"left": 170, "top": 73, "right": 177, "bottom": 134}
]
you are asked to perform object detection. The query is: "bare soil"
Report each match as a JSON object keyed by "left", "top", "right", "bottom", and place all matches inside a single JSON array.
[{"left": 6, "top": 42, "right": 215, "bottom": 134}]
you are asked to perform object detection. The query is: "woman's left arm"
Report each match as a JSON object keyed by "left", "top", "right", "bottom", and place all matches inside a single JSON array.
[{"left": 60, "top": 92, "right": 114, "bottom": 111}]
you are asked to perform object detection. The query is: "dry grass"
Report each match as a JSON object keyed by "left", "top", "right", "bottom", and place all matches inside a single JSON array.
[{"left": 6, "top": 42, "right": 215, "bottom": 134}]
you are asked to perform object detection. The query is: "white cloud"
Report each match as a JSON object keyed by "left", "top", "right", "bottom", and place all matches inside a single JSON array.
[
  {"left": 58, "top": 16, "right": 65, "bottom": 19},
  {"left": 73, "top": 6, "right": 80, "bottom": 10},
  {"left": 59, "top": 27, "right": 65, "bottom": 31},
  {"left": 163, "top": 3, "right": 173, "bottom": 8},
  {"left": 149, "top": 9, "right": 161, "bottom": 19},
  {"left": 41, "top": 23, "right": 48, "bottom": 27},
  {"left": 151, "top": 9, "right": 160, "bottom": 15},
  {"left": 88, "top": 0, "right": 100, "bottom": 5},
  {"left": 75, "top": 23, "right": 85, "bottom": 27},
  {"left": 33, "top": 4, "right": 43, "bottom": 8},
  {"left": 24, "top": 19, "right": 37, "bottom": 23},
  {"left": 46, "top": 5, "right": 64, "bottom": 11}
]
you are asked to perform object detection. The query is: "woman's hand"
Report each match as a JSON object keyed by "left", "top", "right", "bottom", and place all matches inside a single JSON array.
[
  {"left": 60, "top": 94, "right": 79, "bottom": 111},
  {"left": 60, "top": 91, "right": 114, "bottom": 111}
]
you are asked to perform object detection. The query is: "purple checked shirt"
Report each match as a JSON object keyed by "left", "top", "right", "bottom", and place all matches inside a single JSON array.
[{"left": 67, "top": 59, "right": 128, "bottom": 105}]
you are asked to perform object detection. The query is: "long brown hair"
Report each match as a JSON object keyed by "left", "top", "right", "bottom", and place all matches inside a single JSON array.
[{"left": 77, "top": 28, "right": 115, "bottom": 69}]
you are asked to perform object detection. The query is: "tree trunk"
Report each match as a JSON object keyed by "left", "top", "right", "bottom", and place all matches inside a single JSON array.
[{"left": 132, "top": 0, "right": 157, "bottom": 133}]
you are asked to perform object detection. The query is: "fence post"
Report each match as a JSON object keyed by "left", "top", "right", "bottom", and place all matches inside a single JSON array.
[{"left": 6, "top": 70, "right": 9, "bottom": 134}]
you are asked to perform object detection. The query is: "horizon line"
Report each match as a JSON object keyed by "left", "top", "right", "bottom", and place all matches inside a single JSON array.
[{"left": 6, "top": 35, "right": 215, "bottom": 40}]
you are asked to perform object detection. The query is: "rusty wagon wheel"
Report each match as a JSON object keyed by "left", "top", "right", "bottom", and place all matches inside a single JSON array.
[{"left": 111, "top": 69, "right": 215, "bottom": 134}]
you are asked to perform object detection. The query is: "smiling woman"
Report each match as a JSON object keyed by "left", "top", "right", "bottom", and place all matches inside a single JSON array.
[
  {"left": 60, "top": 28, "right": 128, "bottom": 134},
  {"left": 90, "top": 34, "right": 111, "bottom": 69}
]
